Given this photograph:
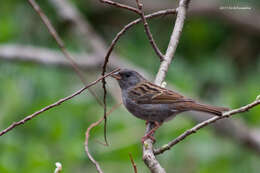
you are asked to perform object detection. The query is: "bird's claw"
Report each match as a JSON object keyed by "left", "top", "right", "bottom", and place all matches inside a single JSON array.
[{"left": 141, "top": 134, "right": 156, "bottom": 143}]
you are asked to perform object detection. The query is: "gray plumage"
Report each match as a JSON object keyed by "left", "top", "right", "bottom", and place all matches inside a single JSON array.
[{"left": 112, "top": 69, "right": 229, "bottom": 123}]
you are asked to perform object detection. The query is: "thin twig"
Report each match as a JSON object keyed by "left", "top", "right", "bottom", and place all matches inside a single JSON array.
[
  {"left": 103, "top": 9, "right": 176, "bottom": 66},
  {"left": 99, "top": 0, "right": 140, "bottom": 14},
  {"left": 0, "top": 68, "right": 120, "bottom": 137},
  {"left": 99, "top": 0, "right": 139, "bottom": 147},
  {"left": 154, "top": 97, "right": 260, "bottom": 155},
  {"left": 85, "top": 103, "right": 122, "bottom": 173},
  {"left": 27, "top": 0, "right": 103, "bottom": 106},
  {"left": 135, "top": 0, "right": 165, "bottom": 61},
  {"left": 102, "top": 80, "right": 109, "bottom": 146},
  {"left": 101, "top": 9, "right": 177, "bottom": 80},
  {"left": 129, "top": 153, "right": 138, "bottom": 173},
  {"left": 85, "top": 119, "right": 104, "bottom": 173}
]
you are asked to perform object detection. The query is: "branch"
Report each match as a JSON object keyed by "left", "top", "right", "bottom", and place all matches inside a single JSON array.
[
  {"left": 85, "top": 119, "right": 104, "bottom": 173},
  {"left": 101, "top": 0, "right": 165, "bottom": 64},
  {"left": 154, "top": 0, "right": 190, "bottom": 85},
  {"left": 101, "top": 8, "right": 176, "bottom": 72},
  {"left": 129, "top": 153, "right": 138, "bottom": 173},
  {"left": 143, "top": 0, "right": 190, "bottom": 172},
  {"left": 90, "top": 0, "right": 260, "bottom": 35},
  {"left": 48, "top": 0, "right": 176, "bottom": 69},
  {"left": 0, "top": 44, "right": 121, "bottom": 70},
  {"left": 0, "top": 68, "right": 120, "bottom": 137},
  {"left": 143, "top": 123, "right": 166, "bottom": 173},
  {"left": 28, "top": 0, "right": 82, "bottom": 82},
  {"left": 154, "top": 96, "right": 260, "bottom": 155},
  {"left": 48, "top": 0, "right": 107, "bottom": 54},
  {"left": 85, "top": 118, "right": 104, "bottom": 173},
  {"left": 28, "top": 0, "right": 103, "bottom": 106},
  {"left": 135, "top": 0, "right": 164, "bottom": 61},
  {"left": 99, "top": 0, "right": 140, "bottom": 14},
  {"left": 85, "top": 103, "right": 122, "bottom": 173}
]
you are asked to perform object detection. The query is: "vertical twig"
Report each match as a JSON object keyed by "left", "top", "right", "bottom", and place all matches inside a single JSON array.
[
  {"left": 99, "top": 0, "right": 140, "bottom": 146},
  {"left": 85, "top": 103, "right": 122, "bottom": 173},
  {"left": 129, "top": 153, "right": 138, "bottom": 173}
]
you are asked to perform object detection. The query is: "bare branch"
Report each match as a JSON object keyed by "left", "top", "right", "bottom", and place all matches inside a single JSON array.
[
  {"left": 89, "top": 0, "right": 260, "bottom": 35},
  {"left": 99, "top": 0, "right": 140, "bottom": 14},
  {"left": 28, "top": 0, "right": 82, "bottom": 81},
  {"left": 143, "top": 124, "right": 166, "bottom": 173},
  {"left": 85, "top": 103, "right": 122, "bottom": 173},
  {"left": 28, "top": 0, "right": 103, "bottom": 106},
  {"left": 48, "top": 0, "right": 107, "bottom": 54},
  {"left": 85, "top": 119, "right": 104, "bottom": 173},
  {"left": 154, "top": 0, "right": 190, "bottom": 85},
  {"left": 129, "top": 153, "right": 138, "bottom": 173},
  {"left": 154, "top": 96, "right": 260, "bottom": 155},
  {"left": 135, "top": 0, "right": 165, "bottom": 61},
  {"left": 0, "top": 68, "right": 120, "bottom": 137},
  {"left": 101, "top": 8, "right": 176, "bottom": 72},
  {"left": 0, "top": 44, "right": 121, "bottom": 70}
]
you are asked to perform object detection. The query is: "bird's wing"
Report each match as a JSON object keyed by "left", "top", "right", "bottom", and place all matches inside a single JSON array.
[{"left": 128, "top": 82, "right": 194, "bottom": 104}]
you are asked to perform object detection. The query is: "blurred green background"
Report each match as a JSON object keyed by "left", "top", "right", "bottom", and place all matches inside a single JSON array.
[{"left": 0, "top": 0, "right": 260, "bottom": 173}]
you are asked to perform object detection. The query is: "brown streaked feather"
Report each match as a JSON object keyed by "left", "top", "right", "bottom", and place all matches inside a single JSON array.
[
  {"left": 128, "top": 82, "right": 194, "bottom": 104},
  {"left": 188, "top": 102, "right": 230, "bottom": 116}
]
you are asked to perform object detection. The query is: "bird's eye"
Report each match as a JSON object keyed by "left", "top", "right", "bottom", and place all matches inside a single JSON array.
[{"left": 125, "top": 73, "right": 131, "bottom": 78}]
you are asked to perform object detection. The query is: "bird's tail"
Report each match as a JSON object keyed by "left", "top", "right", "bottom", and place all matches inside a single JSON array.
[{"left": 189, "top": 102, "right": 229, "bottom": 116}]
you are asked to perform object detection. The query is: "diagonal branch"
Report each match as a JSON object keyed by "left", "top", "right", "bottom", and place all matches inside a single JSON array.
[
  {"left": 154, "top": 0, "right": 190, "bottom": 85},
  {"left": 129, "top": 153, "right": 138, "bottom": 173},
  {"left": 28, "top": 0, "right": 103, "bottom": 106},
  {"left": 135, "top": 0, "right": 165, "bottom": 61},
  {"left": 154, "top": 96, "right": 260, "bottom": 155},
  {"left": 0, "top": 68, "right": 120, "bottom": 137},
  {"left": 48, "top": 0, "right": 107, "bottom": 54}
]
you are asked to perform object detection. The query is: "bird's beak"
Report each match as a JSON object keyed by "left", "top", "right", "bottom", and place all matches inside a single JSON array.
[{"left": 111, "top": 72, "right": 121, "bottom": 80}]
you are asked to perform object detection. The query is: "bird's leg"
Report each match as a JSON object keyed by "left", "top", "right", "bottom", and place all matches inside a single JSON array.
[{"left": 142, "top": 121, "right": 161, "bottom": 143}]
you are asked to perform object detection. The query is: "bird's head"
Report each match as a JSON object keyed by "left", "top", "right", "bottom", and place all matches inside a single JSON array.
[{"left": 111, "top": 69, "right": 145, "bottom": 90}]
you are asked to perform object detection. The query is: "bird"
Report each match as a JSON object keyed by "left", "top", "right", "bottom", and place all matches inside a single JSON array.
[{"left": 111, "top": 69, "right": 229, "bottom": 141}]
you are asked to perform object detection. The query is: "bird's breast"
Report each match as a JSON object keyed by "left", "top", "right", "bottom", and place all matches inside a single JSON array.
[{"left": 122, "top": 91, "right": 178, "bottom": 122}]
